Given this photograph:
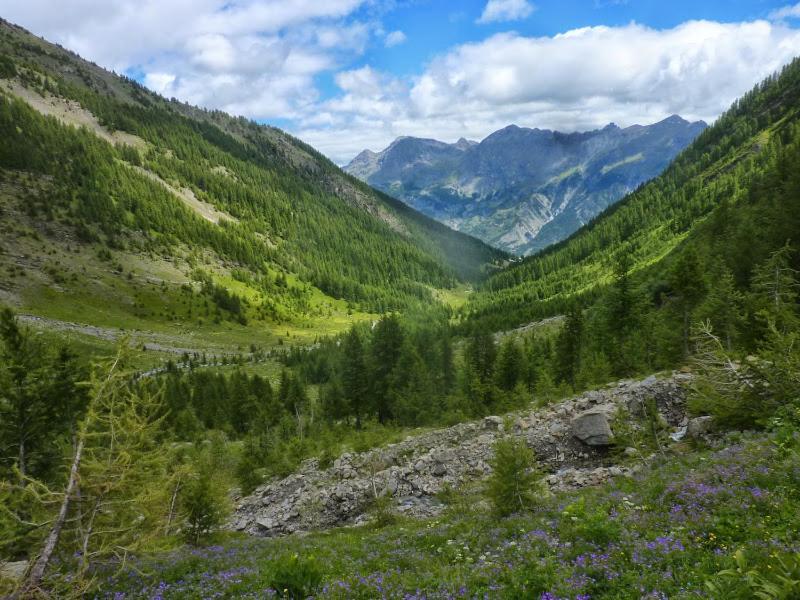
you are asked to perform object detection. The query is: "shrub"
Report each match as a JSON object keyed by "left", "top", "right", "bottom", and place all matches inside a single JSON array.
[
  {"left": 369, "top": 492, "right": 397, "bottom": 528},
  {"left": 267, "top": 554, "right": 323, "bottom": 598},
  {"left": 181, "top": 464, "right": 228, "bottom": 545},
  {"left": 486, "top": 437, "right": 541, "bottom": 517},
  {"left": 559, "top": 497, "right": 621, "bottom": 547}
]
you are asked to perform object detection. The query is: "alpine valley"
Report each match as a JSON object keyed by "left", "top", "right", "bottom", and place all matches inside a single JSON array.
[
  {"left": 2, "top": 8, "right": 800, "bottom": 600},
  {"left": 345, "top": 117, "right": 706, "bottom": 255}
]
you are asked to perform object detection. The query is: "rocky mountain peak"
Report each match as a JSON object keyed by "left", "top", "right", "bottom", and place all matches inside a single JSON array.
[{"left": 344, "top": 116, "right": 706, "bottom": 255}]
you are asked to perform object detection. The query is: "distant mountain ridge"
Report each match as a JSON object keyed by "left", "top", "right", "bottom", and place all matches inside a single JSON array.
[{"left": 345, "top": 117, "right": 707, "bottom": 255}]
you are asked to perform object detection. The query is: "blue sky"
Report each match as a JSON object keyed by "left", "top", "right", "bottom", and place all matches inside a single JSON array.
[
  {"left": 352, "top": 1, "right": 787, "bottom": 76},
  {"left": 3, "top": 0, "right": 800, "bottom": 162}
]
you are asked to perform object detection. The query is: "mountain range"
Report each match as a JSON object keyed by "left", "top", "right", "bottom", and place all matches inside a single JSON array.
[{"left": 346, "top": 117, "right": 707, "bottom": 255}]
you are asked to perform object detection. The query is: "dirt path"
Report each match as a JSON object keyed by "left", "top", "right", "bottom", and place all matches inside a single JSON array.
[{"left": 18, "top": 314, "right": 222, "bottom": 356}]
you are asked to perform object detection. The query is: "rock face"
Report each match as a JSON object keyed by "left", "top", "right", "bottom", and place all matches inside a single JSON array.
[
  {"left": 344, "top": 118, "right": 706, "bottom": 255},
  {"left": 571, "top": 411, "right": 614, "bottom": 446},
  {"left": 231, "top": 374, "right": 691, "bottom": 538}
]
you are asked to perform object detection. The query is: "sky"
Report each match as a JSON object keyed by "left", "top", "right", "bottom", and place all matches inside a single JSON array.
[{"left": 4, "top": 1, "right": 800, "bottom": 164}]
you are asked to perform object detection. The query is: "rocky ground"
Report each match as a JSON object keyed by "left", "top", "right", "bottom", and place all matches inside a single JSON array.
[{"left": 232, "top": 372, "right": 702, "bottom": 538}]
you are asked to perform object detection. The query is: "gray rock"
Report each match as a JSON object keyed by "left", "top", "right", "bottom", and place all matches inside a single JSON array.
[
  {"left": 0, "top": 560, "right": 27, "bottom": 582},
  {"left": 482, "top": 416, "right": 504, "bottom": 431},
  {"left": 571, "top": 411, "right": 614, "bottom": 446},
  {"left": 687, "top": 416, "right": 713, "bottom": 439}
]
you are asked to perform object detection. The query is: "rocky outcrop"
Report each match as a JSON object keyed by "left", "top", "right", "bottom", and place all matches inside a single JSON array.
[{"left": 231, "top": 373, "right": 692, "bottom": 537}]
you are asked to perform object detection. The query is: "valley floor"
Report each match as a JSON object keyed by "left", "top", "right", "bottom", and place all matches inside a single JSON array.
[{"left": 85, "top": 431, "right": 800, "bottom": 599}]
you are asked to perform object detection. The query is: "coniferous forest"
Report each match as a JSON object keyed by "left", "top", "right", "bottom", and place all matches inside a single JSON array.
[{"left": 1, "top": 14, "right": 800, "bottom": 600}]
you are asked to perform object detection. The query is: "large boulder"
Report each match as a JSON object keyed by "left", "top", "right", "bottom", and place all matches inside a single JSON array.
[
  {"left": 571, "top": 411, "right": 613, "bottom": 446},
  {"left": 687, "top": 416, "right": 713, "bottom": 439}
]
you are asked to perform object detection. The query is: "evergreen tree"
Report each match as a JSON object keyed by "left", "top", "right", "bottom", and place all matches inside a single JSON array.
[
  {"left": 181, "top": 454, "right": 229, "bottom": 546},
  {"left": 70, "top": 373, "right": 168, "bottom": 580},
  {"left": 486, "top": 437, "right": 540, "bottom": 517},
  {"left": 667, "top": 249, "right": 706, "bottom": 357},
  {"left": 278, "top": 372, "right": 308, "bottom": 437},
  {"left": 465, "top": 330, "right": 497, "bottom": 381},
  {"left": 463, "top": 330, "right": 498, "bottom": 411},
  {"left": 605, "top": 253, "right": 640, "bottom": 375},
  {"left": 320, "top": 378, "right": 348, "bottom": 423},
  {"left": 18, "top": 349, "right": 166, "bottom": 594},
  {"left": 495, "top": 337, "right": 524, "bottom": 391},
  {"left": 0, "top": 309, "right": 84, "bottom": 480},
  {"left": 369, "top": 315, "right": 404, "bottom": 424},
  {"left": 388, "top": 340, "right": 435, "bottom": 426},
  {"left": 440, "top": 331, "right": 456, "bottom": 392},
  {"left": 341, "top": 328, "right": 368, "bottom": 428},
  {"left": 555, "top": 305, "right": 584, "bottom": 390},
  {"left": 697, "top": 263, "right": 745, "bottom": 351}
]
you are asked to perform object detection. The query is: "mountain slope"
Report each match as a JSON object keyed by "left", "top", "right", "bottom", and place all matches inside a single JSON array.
[
  {"left": 345, "top": 118, "right": 706, "bottom": 255},
  {"left": 0, "top": 19, "right": 504, "bottom": 350},
  {"left": 463, "top": 57, "right": 800, "bottom": 332}
]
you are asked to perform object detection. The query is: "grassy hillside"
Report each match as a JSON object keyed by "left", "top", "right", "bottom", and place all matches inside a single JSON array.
[
  {"left": 0, "top": 18, "right": 504, "bottom": 362},
  {"left": 463, "top": 57, "right": 800, "bottom": 332}
]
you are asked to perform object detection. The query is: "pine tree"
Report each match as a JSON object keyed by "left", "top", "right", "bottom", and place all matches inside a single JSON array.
[
  {"left": 320, "top": 378, "right": 348, "bottom": 423},
  {"left": 69, "top": 371, "right": 169, "bottom": 580},
  {"left": 486, "top": 437, "right": 540, "bottom": 517},
  {"left": 667, "top": 248, "right": 706, "bottom": 358},
  {"left": 495, "top": 337, "right": 524, "bottom": 391},
  {"left": 555, "top": 305, "right": 584, "bottom": 390},
  {"left": 440, "top": 332, "right": 456, "bottom": 392},
  {"left": 369, "top": 315, "right": 404, "bottom": 424},
  {"left": 18, "top": 348, "right": 167, "bottom": 595},
  {"left": 181, "top": 454, "right": 228, "bottom": 546},
  {"left": 466, "top": 330, "right": 497, "bottom": 381},
  {"left": 697, "top": 263, "right": 745, "bottom": 351},
  {"left": 388, "top": 340, "right": 435, "bottom": 426},
  {"left": 0, "top": 309, "right": 83, "bottom": 481},
  {"left": 605, "top": 253, "right": 641, "bottom": 375},
  {"left": 341, "top": 328, "right": 368, "bottom": 428}
]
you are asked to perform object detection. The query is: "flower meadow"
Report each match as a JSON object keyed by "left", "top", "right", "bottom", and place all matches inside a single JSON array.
[{"left": 89, "top": 434, "right": 800, "bottom": 599}]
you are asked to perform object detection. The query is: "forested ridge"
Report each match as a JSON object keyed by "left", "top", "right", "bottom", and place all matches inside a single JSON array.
[
  {"left": 463, "top": 56, "right": 800, "bottom": 331},
  {"left": 0, "top": 18, "right": 503, "bottom": 317}
]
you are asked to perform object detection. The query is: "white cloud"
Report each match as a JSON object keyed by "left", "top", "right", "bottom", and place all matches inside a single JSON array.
[
  {"left": 300, "top": 20, "right": 800, "bottom": 163},
  {"left": 385, "top": 30, "right": 407, "bottom": 47},
  {"left": 769, "top": 3, "right": 800, "bottom": 20},
  {"left": 0, "top": 0, "right": 371, "bottom": 120},
  {"left": 3, "top": 2, "right": 800, "bottom": 166},
  {"left": 143, "top": 72, "right": 176, "bottom": 95},
  {"left": 477, "top": 0, "right": 535, "bottom": 24}
]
